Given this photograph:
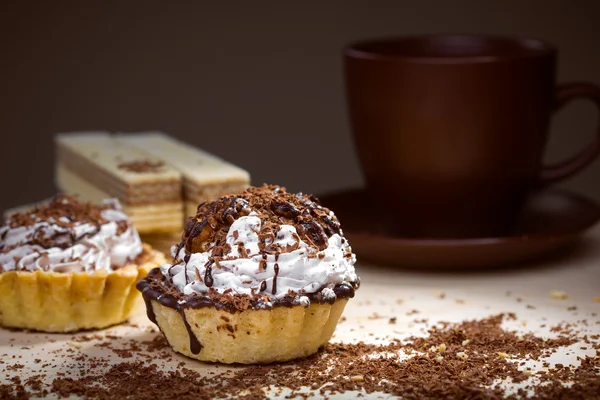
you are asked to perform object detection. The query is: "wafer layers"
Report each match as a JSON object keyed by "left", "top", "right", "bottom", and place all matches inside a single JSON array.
[
  {"left": 55, "top": 133, "right": 184, "bottom": 233},
  {"left": 55, "top": 132, "right": 250, "bottom": 236},
  {"left": 121, "top": 132, "right": 250, "bottom": 216}
]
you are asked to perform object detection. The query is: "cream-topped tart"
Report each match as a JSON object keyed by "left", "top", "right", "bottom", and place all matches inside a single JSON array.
[
  {"left": 137, "top": 185, "right": 359, "bottom": 364},
  {"left": 0, "top": 195, "right": 164, "bottom": 332}
]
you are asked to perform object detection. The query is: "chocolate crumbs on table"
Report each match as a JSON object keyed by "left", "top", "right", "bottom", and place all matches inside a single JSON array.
[{"left": 2, "top": 313, "right": 599, "bottom": 399}]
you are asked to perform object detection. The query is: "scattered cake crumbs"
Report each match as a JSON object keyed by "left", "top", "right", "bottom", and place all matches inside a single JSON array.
[
  {"left": 550, "top": 290, "right": 568, "bottom": 300},
  {"left": 368, "top": 312, "right": 382, "bottom": 320}
]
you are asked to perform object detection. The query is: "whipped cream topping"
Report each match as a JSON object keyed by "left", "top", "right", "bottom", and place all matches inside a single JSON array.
[
  {"left": 162, "top": 212, "right": 357, "bottom": 305},
  {"left": 0, "top": 197, "right": 143, "bottom": 273}
]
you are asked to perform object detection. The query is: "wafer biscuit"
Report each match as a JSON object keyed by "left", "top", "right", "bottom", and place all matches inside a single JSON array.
[
  {"left": 55, "top": 133, "right": 184, "bottom": 233},
  {"left": 120, "top": 132, "right": 250, "bottom": 205},
  {"left": 55, "top": 163, "right": 182, "bottom": 233},
  {"left": 55, "top": 131, "right": 250, "bottom": 236}
]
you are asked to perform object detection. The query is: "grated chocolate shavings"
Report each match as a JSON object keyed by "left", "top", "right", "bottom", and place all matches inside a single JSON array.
[
  {"left": 3, "top": 313, "right": 598, "bottom": 399},
  {"left": 1, "top": 195, "right": 131, "bottom": 257},
  {"left": 181, "top": 185, "right": 342, "bottom": 257}
]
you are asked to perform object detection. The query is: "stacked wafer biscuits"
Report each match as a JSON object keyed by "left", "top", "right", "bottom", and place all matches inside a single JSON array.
[
  {"left": 56, "top": 133, "right": 184, "bottom": 233},
  {"left": 121, "top": 132, "right": 250, "bottom": 217},
  {"left": 55, "top": 132, "right": 250, "bottom": 253}
]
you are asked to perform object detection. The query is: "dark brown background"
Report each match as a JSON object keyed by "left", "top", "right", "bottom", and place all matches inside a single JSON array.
[{"left": 2, "top": 0, "right": 599, "bottom": 214}]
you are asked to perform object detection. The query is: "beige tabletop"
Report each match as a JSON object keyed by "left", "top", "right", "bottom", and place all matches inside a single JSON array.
[{"left": 1, "top": 226, "right": 599, "bottom": 398}]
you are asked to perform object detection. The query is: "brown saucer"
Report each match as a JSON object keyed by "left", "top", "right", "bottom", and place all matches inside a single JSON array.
[{"left": 318, "top": 189, "right": 600, "bottom": 269}]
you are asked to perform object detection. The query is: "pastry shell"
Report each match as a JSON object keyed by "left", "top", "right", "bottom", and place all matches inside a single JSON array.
[
  {"left": 0, "top": 244, "right": 165, "bottom": 332},
  {"left": 147, "top": 297, "right": 349, "bottom": 364}
]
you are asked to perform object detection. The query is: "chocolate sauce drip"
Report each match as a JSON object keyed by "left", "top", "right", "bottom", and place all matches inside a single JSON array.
[
  {"left": 141, "top": 290, "right": 157, "bottom": 325},
  {"left": 259, "top": 253, "right": 267, "bottom": 271},
  {"left": 136, "top": 270, "right": 203, "bottom": 355},
  {"left": 184, "top": 216, "right": 195, "bottom": 237},
  {"left": 179, "top": 308, "right": 202, "bottom": 354},
  {"left": 204, "top": 262, "right": 214, "bottom": 287},
  {"left": 333, "top": 282, "right": 358, "bottom": 299},
  {"left": 181, "top": 253, "right": 192, "bottom": 284},
  {"left": 173, "top": 242, "right": 185, "bottom": 261},
  {"left": 138, "top": 268, "right": 358, "bottom": 314},
  {"left": 186, "top": 221, "right": 207, "bottom": 251},
  {"left": 272, "top": 263, "right": 279, "bottom": 295},
  {"left": 260, "top": 280, "right": 267, "bottom": 292}
]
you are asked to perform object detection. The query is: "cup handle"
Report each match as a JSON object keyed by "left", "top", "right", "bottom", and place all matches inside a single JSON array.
[{"left": 540, "top": 82, "right": 600, "bottom": 185}]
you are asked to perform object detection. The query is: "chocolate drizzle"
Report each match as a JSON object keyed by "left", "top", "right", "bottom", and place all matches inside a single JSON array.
[
  {"left": 137, "top": 270, "right": 203, "bottom": 355},
  {"left": 173, "top": 241, "right": 185, "bottom": 262},
  {"left": 272, "top": 263, "right": 279, "bottom": 295},
  {"left": 179, "top": 308, "right": 202, "bottom": 354},
  {"left": 204, "top": 261, "right": 214, "bottom": 287},
  {"left": 141, "top": 290, "right": 157, "bottom": 325},
  {"left": 1, "top": 195, "right": 121, "bottom": 252},
  {"left": 138, "top": 268, "right": 358, "bottom": 314},
  {"left": 259, "top": 253, "right": 267, "bottom": 271}
]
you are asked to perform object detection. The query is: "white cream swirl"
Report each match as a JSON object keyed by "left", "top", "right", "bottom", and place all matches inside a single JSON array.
[
  {"left": 161, "top": 213, "right": 357, "bottom": 304},
  {"left": 0, "top": 200, "right": 143, "bottom": 273}
]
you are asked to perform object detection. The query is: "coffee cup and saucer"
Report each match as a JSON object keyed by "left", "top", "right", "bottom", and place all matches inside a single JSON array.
[{"left": 320, "top": 34, "right": 600, "bottom": 269}]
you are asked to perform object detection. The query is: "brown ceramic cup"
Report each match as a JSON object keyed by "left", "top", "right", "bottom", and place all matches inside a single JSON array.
[{"left": 345, "top": 34, "right": 600, "bottom": 238}]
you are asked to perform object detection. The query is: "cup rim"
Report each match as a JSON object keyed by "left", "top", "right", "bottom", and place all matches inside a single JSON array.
[{"left": 344, "top": 34, "right": 556, "bottom": 64}]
